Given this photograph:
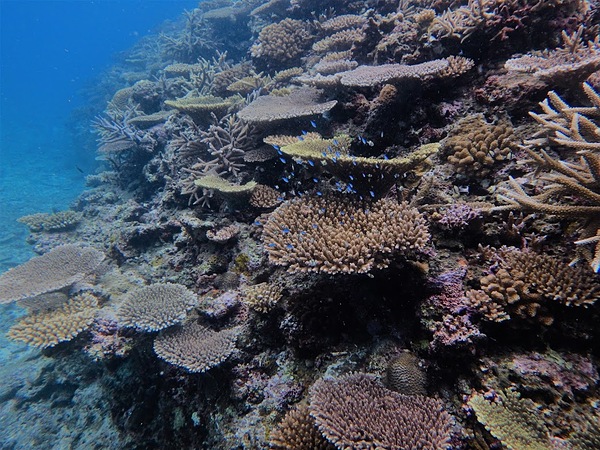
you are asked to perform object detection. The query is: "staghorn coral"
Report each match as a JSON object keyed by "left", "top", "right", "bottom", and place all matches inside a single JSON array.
[
  {"left": 237, "top": 88, "right": 337, "bottom": 124},
  {"left": 250, "top": 18, "right": 311, "bottom": 66},
  {"left": 466, "top": 247, "right": 600, "bottom": 325},
  {"left": 309, "top": 373, "right": 452, "bottom": 450},
  {"left": 439, "top": 55, "right": 475, "bottom": 79},
  {"left": 385, "top": 351, "right": 427, "bottom": 395},
  {"left": 339, "top": 59, "right": 449, "bottom": 87},
  {"left": 468, "top": 389, "right": 551, "bottom": 450},
  {"left": 270, "top": 402, "right": 335, "bottom": 450},
  {"left": 495, "top": 83, "right": 600, "bottom": 271},
  {"left": 0, "top": 245, "right": 105, "bottom": 304},
  {"left": 319, "top": 14, "right": 367, "bottom": 32},
  {"left": 118, "top": 283, "right": 197, "bottom": 332},
  {"left": 263, "top": 195, "right": 430, "bottom": 274},
  {"left": 445, "top": 115, "right": 518, "bottom": 177},
  {"left": 18, "top": 210, "right": 82, "bottom": 232},
  {"left": 153, "top": 321, "right": 240, "bottom": 373},
  {"left": 7, "top": 292, "right": 99, "bottom": 348},
  {"left": 241, "top": 282, "right": 283, "bottom": 314}
]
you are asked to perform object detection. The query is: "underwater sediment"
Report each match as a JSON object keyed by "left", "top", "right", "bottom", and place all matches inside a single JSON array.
[{"left": 1, "top": 0, "right": 600, "bottom": 448}]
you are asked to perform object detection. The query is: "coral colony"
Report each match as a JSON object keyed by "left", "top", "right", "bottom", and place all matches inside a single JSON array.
[{"left": 2, "top": 1, "right": 600, "bottom": 448}]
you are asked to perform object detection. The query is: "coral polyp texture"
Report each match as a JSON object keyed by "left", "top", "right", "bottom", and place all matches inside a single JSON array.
[
  {"left": 270, "top": 403, "right": 335, "bottom": 450},
  {"left": 7, "top": 292, "right": 99, "bottom": 348},
  {"left": 118, "top": 283, "right": 197, "bottom": 332},
  {"left": 153, "top": 322, "right": 240, "bottom": 373},
  {"left": 241, "top": 282, "right": 283, "bottom": 313},
  {"left": 250, "top": 18, "right": 311, "bottom": 65},
  {"left": 0, "top": 244, "right": 105, "bottom": 304},
  {"left": 385, "top": 351, "right": 427, "bottom": 396},
  {"left": 263, "top": 195, "right": 430, "bottom": 274},
  {"left": 309, "top": 373, "right": 453, "bottom": 450}
]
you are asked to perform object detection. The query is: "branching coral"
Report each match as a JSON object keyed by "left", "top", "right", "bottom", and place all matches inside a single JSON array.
[
  {"left": 8, "top": 293, "right": 99, "bottom": 348},
  {"left": 0, "top": 245, "right": 105, "bottom": 304},
  {"left": 270, "top": 403, "right": 335, "bottom": 450},
  {"left": 309, "top": 373, "right": 453, "bottom": 450},
  {"left": 263, "top": 195, "right": 430, "bottom": 274},
  {"left": 250, "top": 184, "right": 284, "bottom": 209},
  {"left": 250, "top": 18, "right": 311, "bottom": 66},
  {"left": 153, "top": 321, "right": 240, "bottom": 373},
  {"left": 118, "top": 283, "right": 197, "bottom": 332},
  {"left": 241, "top": 282, "right": 283, "bottom": 313},
  {"left": 495, "top": 83, "right": 600, "bottom": 271},
  {"left": 465, "top": 247, "right": 600, "bottom": 325}
]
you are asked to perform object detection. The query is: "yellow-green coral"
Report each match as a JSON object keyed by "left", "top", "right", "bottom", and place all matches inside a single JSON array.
[
  {"left": 193, "top": 175, "right": 257, "bottom": 193},
  {"left": 468, "top": 389, "right": 551, "bottom": 450},
  {"left": 18, "top": 211, "right": 82, "bottom": 232}
]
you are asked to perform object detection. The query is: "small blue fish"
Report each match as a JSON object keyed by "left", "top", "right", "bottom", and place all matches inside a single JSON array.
[
  {"left": 282, "top": 228, "right": 290, "bottom": 234},
  {"left": 333, "top": 139, "right": 339, "bottom": 146},
  {"left": 302, "top": 130, "right": 308, "bottom": 135},
  {"left": 277, "top": 196, "right": 284, "bottom": 201},
  {"left": 310, "top": 120, "right": 317, "bottom": 128},
  {"left": 316, "top": 191, "right": 322, "bottom": 196},
  {"left": 282, "top": 177, "right": 289, "bottom": 183},
  {"left": 361, "top": 137, "right": 367, "bottom": 144},
  {"left": 369, "top": 191, "right": 375, "bottom": 197},
  {"left": 277, "top": 149, "right": 283, "bottom": 155},
  {"left": 308, "top": 160, "right": 315, "bottom": 166},
  {"left": 254, "top": 221, "right": 261, "bottom": 226},
  {"left": 298, "top": 136, "right": 304, "bottom": 141},
  {"left": 383, "top": 154, "right": 389, "bottom": 160},
  {"left": 362, "top": 173, "right": 367, "bottom": 178},
  {"left": 335, "top": 151, "right": 340, "bottom": 158},
  {"left": 322, "top": 151, "right": 327, "bottom": 157},
  {"left": 380, "top": 131, "right": 384, "bottom": 138},
  {"left": 268, "top": 243, "right": 276, "bottom": 247},
  {"left": 279, "top": 157, "right": 286, "bottom": 163},
  {"left": 300, "top": 230, "right": 307, "bottom": 235},
  {"left": 375, "top": 164, "right": 380, "bottom": 169},
  {"left": 352, "top": 159, "right": 357, "bottom": 166},
  {"left": 286, "top": 244, "right": 294, "bottom": 250},
  {"left": 312, "top": 224, "right": 318, "bottom": 229},
  {"left": 273, "top": 145, "right": 280, "bottom": 150},
  {"left": 349, "top": 175, "right": 354, "bottom": 180},
  {"left": 313, "top": 178, "right": 318, "bottom": 183},
  {"left": 332, "top": 157, "right": 337, "bottom": 163}
]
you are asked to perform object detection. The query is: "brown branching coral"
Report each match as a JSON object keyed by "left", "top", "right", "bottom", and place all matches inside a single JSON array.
[
  {"left": 118, "top": 283, "right": 198, "bottom": 332},
  {"left": 0, "top": 245, "right": 105, "bottom": 304},
  {"left": 241, "top": 282, "right": 283, "bottom": 313},
  {"left": 263, "top": 195, "right": 430, "bottom": 274},
  {"left": 309, "top": 373, "right": 453, "bottom": 450},
  {"left": 270, "top": 403, "right": 335, "bottom": 450},
  {"left": 312, "top": 28, "right": 365, "bottom": 53},
  {"left": 445, "top": 115, "right": 518, "bottom": 177},
  {"left": 206, "top": 224, "right": 240, "bottom": 243},
  {"left": 249, "top": 184, "right": 283, "bottom": 209},
  {"left": 153, "top": 321, "right": 240, "bottom": 373},
  {"left": 465, "top": 247, "right": 600, "bottom": 325},
  {"left": 7, "top": 292, "right": 99, "bottom": 348},
  {"left": 468, "top": 389, "right": 551, "bottom": 450},
  {"left": 250, "top": 18, "right": 311, "bottom": 66},
  {"left": 237, "top": 88, "right": 337, "bottom": 123},
  {"left": 495, "top": 83, "right": 600, "bottom": 271}
]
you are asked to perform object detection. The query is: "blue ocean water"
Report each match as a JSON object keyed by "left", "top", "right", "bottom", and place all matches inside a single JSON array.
[{"left": 0, "top": 0, "right": 197, "bottom": 273}]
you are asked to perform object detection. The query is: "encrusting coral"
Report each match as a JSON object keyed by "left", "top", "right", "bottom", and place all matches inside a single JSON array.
[
  {"left": 118, "top": 283, "right": 198, "bottom": 332},
  {"left": 153, "top": 321, "right": 240, "bottom": 373},
  {"left": 8, "top": 292, "right": 99, "bottom": 349},
  {"left": 263, "top": 195, "right": 430, "bottom": 274},
  {"left": 309, "top": 373, "right": 452, "bottom": 450},
  {"left": 0, "top": 245, "right": 105, "bottom": 304}
]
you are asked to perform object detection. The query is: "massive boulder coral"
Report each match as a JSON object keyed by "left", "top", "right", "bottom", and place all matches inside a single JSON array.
[
  {"left": 0, "top": 244, "right": 105, "bottom": 304},
  {"left": 309, "top": 373, "right": 452, "bottom": 450},
  {"left": 263, "top": 195, "right": 430, "bottom": 274},
  {"left": 117, "top": 283, "right": 198, "bottom": 332}
]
